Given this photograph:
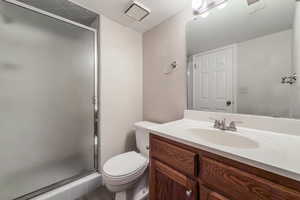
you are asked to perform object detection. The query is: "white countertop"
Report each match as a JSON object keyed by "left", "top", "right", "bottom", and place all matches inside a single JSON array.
[{"left": 148, "top": 119, "right": 300, "bottom": 182}]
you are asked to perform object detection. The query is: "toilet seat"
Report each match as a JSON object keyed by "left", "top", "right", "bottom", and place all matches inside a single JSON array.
[{"left": 103, "top": 151, "right": 148, "bottom": 186}]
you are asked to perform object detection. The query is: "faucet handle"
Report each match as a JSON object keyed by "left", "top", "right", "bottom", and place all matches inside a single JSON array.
[
  {"left": 228, "top": 121, "right": 243, "bottom": 131},
  {"left": 214, "top": 120, "right": 221, "bottom": 129},
  {"left": 209, "top": 118, "right": 221, "bottom": 128}
]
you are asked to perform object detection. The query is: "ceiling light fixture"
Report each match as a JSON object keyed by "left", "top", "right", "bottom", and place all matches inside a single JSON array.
[
  {"left": 193, "top": 0, "right": 228, "bottom": 17},
  {"left": 200, "top": 11, "right": 210, "bottom": 18},
  {"left": 192, "top": 0, "right": 205, "bottom": 11},
  {"left": 217, "top": 1, "right": 228, "bottom": 10}
]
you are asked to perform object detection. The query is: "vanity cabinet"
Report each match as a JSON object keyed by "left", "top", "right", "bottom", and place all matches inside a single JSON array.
[
  {"left": 150, "top": 137, "right": 198, "bottom": 177},
  {"left": 150, "top": 159, "right": 198, "bottom": 200},
  {"left": 149, "top": 134, "right": 300, "bottom": 200}
]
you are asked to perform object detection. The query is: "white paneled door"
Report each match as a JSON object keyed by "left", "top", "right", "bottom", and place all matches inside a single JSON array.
[{"left": 192, "top": 46, "right": 235, "bottom": 113}]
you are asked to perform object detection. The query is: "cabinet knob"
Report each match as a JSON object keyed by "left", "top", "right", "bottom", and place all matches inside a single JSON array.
[
  {"left": 186, "top": 190, "right": 192, "bottom": 197},
  {"left": 146, "top": 145, "right": 150, "bottom": 150}
]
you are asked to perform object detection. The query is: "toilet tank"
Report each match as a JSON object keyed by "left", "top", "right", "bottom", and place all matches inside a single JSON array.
[{"left": 134, "top": 121, "right": 159, "bottom": 158}]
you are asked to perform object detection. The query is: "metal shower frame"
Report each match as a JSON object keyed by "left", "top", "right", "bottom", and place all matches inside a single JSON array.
[{"left": 1, "top": 0, "right": 100, "bottom": 199}]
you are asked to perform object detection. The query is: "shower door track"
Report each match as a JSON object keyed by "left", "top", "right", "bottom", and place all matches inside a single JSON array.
[{"left": 1, "top": 0, "right": 100, "bottom": 199}]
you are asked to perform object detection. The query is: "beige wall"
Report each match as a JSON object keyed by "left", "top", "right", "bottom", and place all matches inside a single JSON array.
[
  {"left": 237, "top": 30, "right": 292, "bottom": 118},
  {"left": 293, "top": 2, "right": 300, "bottom": 118},
  {"left": 143, "top": 5, "right": 192, "bottom": 123},
  {"left": 100, "top": 16, "right": 143, "bottom": 169}
]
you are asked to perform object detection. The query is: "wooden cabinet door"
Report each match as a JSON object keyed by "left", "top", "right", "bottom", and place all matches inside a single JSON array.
[
  {"left": 150, "top": 159, "right": 198, "bottom": 200},
  {"left": 201, "top": 157, "right": 300, "bottom": 200},
  {"left": 200, "top": 185, "right": 230, "bottom": 200}
]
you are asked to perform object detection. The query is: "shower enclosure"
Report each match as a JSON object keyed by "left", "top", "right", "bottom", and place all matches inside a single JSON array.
[{"left": 0, "top": 0, "right": 99, "bottom": 199}]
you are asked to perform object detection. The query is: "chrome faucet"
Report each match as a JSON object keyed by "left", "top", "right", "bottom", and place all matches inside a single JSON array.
[{"left": 212, "top": 118, "right": 241, "bottom": 132}]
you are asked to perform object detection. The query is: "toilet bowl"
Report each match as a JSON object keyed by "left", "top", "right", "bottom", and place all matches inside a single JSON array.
[
  {"left": 103, "top": 121, "right": 158, "bottom": 200},
  {"left": 103, "top": 151, "right": 148, "bottom": 192}
]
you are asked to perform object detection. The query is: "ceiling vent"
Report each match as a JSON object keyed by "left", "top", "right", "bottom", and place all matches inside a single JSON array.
[{"left": 124, "top": 2, "right": 150, "bottom": 21}]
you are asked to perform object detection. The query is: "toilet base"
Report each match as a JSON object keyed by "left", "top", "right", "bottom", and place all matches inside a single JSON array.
[
  {"left": 115, "top": 191, "right": 127, "bottom": 200},
  {"left": 113, "top": 172, "right": 149, "bottom": 200},
  {"left": 132, "top": 171, "right": 148, "bottom": 200}
]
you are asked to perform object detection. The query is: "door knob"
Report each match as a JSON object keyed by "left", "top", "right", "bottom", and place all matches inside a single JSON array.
[
  {"left": 186, "top": 190, "right": 192, "bottom": 197},
  {"left": 226, "top": 101, "right": 232, "bottom": 106}
]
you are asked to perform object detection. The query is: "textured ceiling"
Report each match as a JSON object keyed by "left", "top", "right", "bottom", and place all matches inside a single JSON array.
[
  {"left": 17, "top": 0, "right": 99, "bottom": 26},
  {"left": 16, "top": 0, "right": 189, "bottom": 33},
  {"left": 69, "top": 0, "right": 189, "bottom": 33}
]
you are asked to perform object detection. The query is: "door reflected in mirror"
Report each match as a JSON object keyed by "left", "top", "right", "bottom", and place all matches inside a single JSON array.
[{"left": 186, "top": 0, "right": 300, "bottom": 119}]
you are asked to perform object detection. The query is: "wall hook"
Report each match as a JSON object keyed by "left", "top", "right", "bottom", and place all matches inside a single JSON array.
[{"left": 164, "top": 61, "right": 178, "bottom": 74}]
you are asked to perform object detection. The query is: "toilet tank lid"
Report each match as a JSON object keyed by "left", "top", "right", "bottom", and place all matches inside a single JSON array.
[{"left": 134, "top": 121, "right": 159, "bottom": 129}]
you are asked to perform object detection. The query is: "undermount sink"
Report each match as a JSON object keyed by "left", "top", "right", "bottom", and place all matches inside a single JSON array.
[{"left": 187, "top": 128, "right": 259, "bottom": 149}]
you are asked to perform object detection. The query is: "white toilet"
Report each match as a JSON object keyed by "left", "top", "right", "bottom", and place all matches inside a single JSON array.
[{"left": 103, "top": 121, "right": 158, "bottom": 200}]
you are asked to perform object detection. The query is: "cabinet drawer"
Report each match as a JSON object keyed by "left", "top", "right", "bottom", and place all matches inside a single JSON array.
[
  {"left": 150, "top": 136, "right": 198, "bottom": 177},
  {"left": 201, "top": 157, "right": 300, "bottom": 200}
]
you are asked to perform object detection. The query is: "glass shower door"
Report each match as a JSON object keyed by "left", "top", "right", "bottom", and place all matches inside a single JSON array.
[{"left": 0, "top": 1, "right": 97, "bottom": 199}]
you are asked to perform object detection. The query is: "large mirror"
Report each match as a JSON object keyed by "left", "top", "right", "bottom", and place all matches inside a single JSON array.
[{"left": 186, "top": 0, "right": 300, "bottom": 119}]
